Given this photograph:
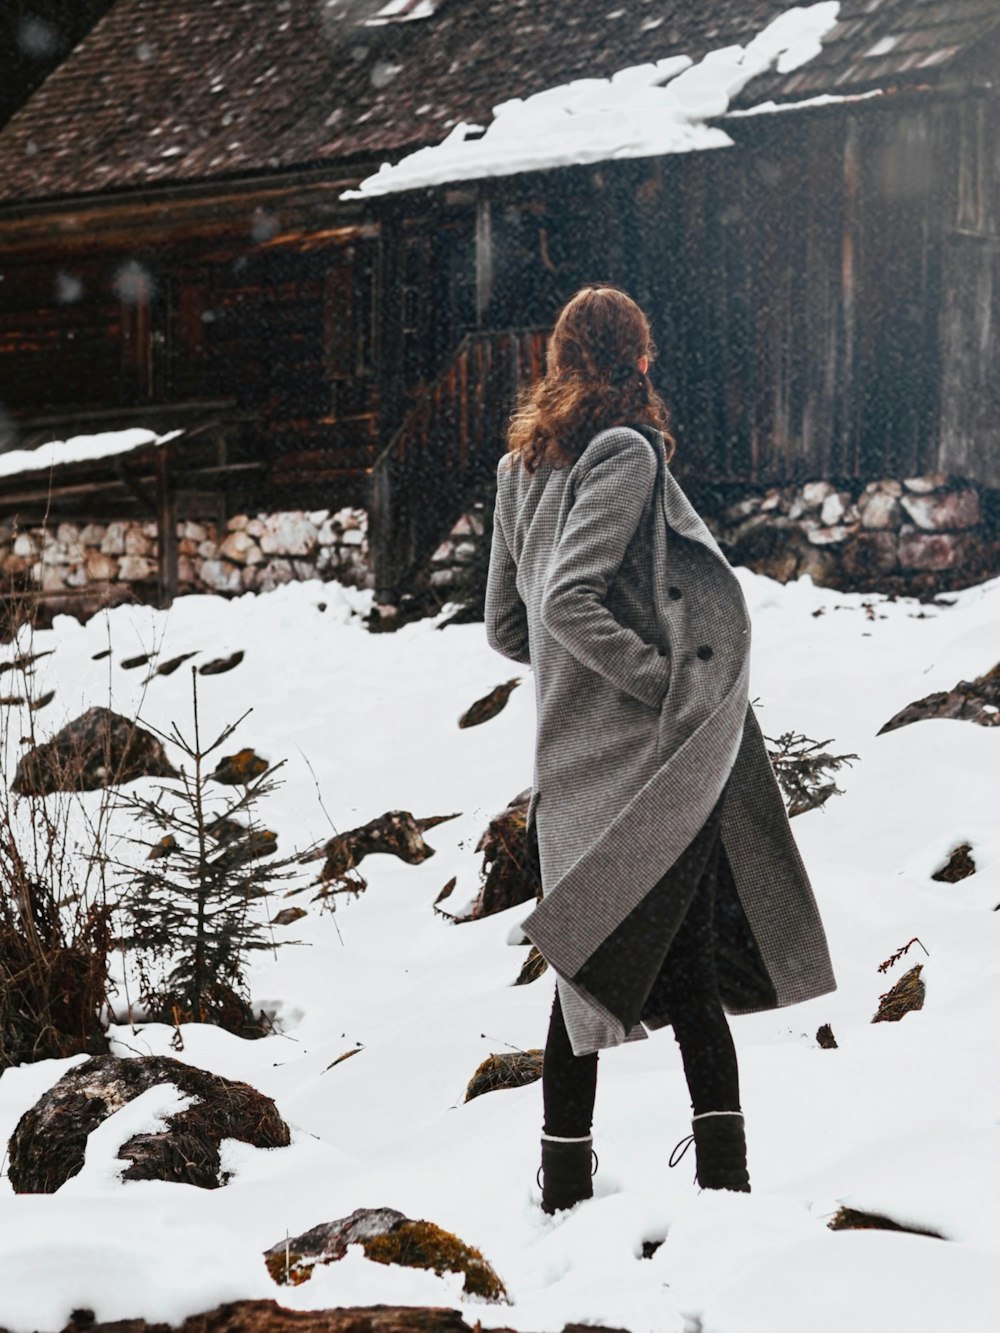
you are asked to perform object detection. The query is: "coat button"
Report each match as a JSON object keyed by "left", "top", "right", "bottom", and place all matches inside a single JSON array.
[
  {"left": 668, "top": 586, "right": 683, "bottom": 600},
  {"left": 696, "top": 645, "right": 713, "bottom": 661}
]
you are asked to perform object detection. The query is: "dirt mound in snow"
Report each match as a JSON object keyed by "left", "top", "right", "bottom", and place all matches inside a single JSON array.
[
  {"left": 264, "top": 1207, "right": 507, "bottom": 1302},
  {"left": 7, "top": 1054, "right": 289, "bottom": 1193},
  {"left": 11, "top": 707, "right": 177, "bottom": 795},
  {"left": 0, "top": 1303, "right": 508, "bottom": 1332}
]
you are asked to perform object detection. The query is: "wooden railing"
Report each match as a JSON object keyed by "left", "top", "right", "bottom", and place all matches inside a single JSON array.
[{"left": 369, "top": 327, "right": 548, "bottom": 600}]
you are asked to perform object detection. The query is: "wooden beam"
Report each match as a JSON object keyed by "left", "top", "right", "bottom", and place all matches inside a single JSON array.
[{"left": 155, "top": 444, "right": 179, "bottom": 608}]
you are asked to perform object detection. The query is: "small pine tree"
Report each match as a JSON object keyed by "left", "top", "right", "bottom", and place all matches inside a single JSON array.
[
  {"left": 115, "top": 670, "right": 311, "bottom": 1036},
  {"left": 765, "top": 731, "right": 859, "bottom": 817}
]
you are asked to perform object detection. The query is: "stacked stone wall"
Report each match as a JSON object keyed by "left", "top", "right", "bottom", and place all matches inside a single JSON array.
[
  {"left": 706, "top": 474, "right": 998, "bottom": 595},
  {"left": 0, "top": 507, "right": 374, "bottom": 604},
  {"left": 1, "top": 476, "right": 995, "bottom": 619}
]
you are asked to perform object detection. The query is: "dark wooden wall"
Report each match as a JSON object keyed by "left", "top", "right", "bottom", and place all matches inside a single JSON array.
[
  {"left": 0, "top": 221, "right": 380, "bottom": 510},
  {"left": 424, "top": 93, "right": 995, "bottom": 491},
  {"left": 939, "top": 95, "right": 1000, "bottom": 489}
]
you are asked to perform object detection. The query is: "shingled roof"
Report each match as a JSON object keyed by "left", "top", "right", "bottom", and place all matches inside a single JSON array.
[{"left": 0, "top": 0, "right": 997, "bottom": 207}]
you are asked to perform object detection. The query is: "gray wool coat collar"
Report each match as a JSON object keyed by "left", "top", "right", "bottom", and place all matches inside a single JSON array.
[{"left": 485, "top": 425, "right": 836, "bottom": 1055}]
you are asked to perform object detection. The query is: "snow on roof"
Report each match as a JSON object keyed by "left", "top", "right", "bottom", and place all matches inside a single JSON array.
[
  {"left": 346, "top": 1, "right": 841, "bottom": 198},
  {"left": 0, "top": 428, "right": 182, "bottom": 481}
]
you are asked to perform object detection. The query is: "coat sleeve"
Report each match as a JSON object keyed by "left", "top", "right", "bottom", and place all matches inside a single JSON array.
[
  {"left": 484, "top": 473, "right": 531, "bottom": 666},
  {"left": 540, "top": 433, "right": 670, "bottom": 708}
]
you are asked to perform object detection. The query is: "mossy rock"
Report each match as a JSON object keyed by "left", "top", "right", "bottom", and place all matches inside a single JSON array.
[
  {"left": 11, "top": 706, "right": 178, "bottom": 795},
  {"left": 464, "top": 1050, "right": 543, "bottom": 1103},
  {"left": 211, "top": 747, "right": 270, "bottom": 784},
  {"left": 7, "top": 1054, "right": 289, "bottom": 1192},
  {"left": 872, "top": 964, "right": 925, "bottom": 1024},
  {"left": 264, "top": 1207, "right": 507, "bottom": 1303}
]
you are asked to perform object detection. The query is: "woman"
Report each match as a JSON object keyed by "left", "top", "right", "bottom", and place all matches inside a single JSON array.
[{"left": 484, "top": 285, "right": 836, "bottom": 1214}]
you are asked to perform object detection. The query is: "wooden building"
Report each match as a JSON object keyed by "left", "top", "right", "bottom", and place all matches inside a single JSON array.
[{"left": 0, "top": 0, "right": 998, "bottom": 604}]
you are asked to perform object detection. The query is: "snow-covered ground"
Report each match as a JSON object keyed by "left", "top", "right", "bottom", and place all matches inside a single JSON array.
[{"left": 0, "top": 568, "right": 998, "bottom": 1333}]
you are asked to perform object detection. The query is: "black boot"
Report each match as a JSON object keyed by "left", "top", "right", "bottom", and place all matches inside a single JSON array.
[
  {"left": 670, "top": 1111, "right": 750, "bottom": 1192},
  {"left": 538, "top": 1134, "right": 596, "bottom": 1214}
]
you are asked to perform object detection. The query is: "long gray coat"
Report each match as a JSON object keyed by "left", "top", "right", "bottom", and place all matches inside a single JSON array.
[{"left": 485, "top": 425, "right": 836, "bottom": 1055}]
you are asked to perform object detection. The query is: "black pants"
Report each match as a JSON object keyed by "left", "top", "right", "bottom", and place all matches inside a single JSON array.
[{"left": 542, "top": 820, "right": 741, "bottom": 1138}]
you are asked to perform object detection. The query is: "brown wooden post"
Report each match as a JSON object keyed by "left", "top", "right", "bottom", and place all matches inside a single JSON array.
[{"left": 155, "top": 441, "right": 178, "bottom": 607}]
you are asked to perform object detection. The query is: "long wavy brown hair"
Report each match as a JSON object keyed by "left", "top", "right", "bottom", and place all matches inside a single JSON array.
[{"left": 508, "top": 284, "right": 675, "bottom": 472}]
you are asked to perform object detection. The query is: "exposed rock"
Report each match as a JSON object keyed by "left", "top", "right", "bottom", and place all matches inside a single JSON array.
[
  {"left": 900, "top": 489, "right": 980, "bottom": 531},
  {"left": 898, "top": 531, "right": 976, "bottom": 571},
  {"left": 308, "top": 810, "right": 459, "bottom": 882},
  {"left": 200, "top": 559, "right": 243, "bottom": 594},
  {"left": 7, "top": 1054, "right": 289, "bottom": 1193},
  {"left": 816, "top": 1024, "right": 839, "bottom": 1049},
  {"left": 801, "top": 480, "right": 835, "bottom": 509},
  {"left": 227, "top": 514, "right": 250, "bottom": 532},
  {"left": 828, "top": 1207, "right": 944, "bottom": 1239},
  {"left": 199, "top": 651, "right": 245, "bottom": 676},
  {"left": 78, "top": 523, "right": 107, "bottom": 546},
  {"left": 118, "top": 555, "right": 154, "bottom": 582},
  {"left": 12, "top": 707, "right": 178, "bottom": 795},
  {"left": 841, "top": 532, "right": 897, "bottom": 579},
  {"left": 458, "top": 678, "right": 521, "bottom": 728},
  {"left": 182, "top": 521, "right": 209, "bottom": 543},
  {"left": 272, "top": 907, "right": 308, "bottom": 927},
  {"left": 12, "top": 532, "right": 38, "bottom": 557},
  {"left": 514, "top": 946, "right": 549, "bottom": 986},
  {"left": 96, "top": 524, "right": 133, "bottom": 561},
  {"left": 211, "top": 747, "right": 270, "bottom": 785},
  {"left": 260, "top": 513, "right": 319, "bottom": 558},
  {"left": 931, "top": 844, "right": 976, "bottom": 883},
  {"left": 218, "top": 530, "right": 260, "bottom": 565},
  {"left": 902, "top": 473, "right": 948, "bottom": 494},
  {"left": 464, "top": 1050, "right": 543, "bottom": 1103},
  {"left": 85, "top": 552, "right": 118, "bottom": 581},
  {"left": 265, "top": 1208, "right": 507, "bottom": 1302},
  {"left": 872, "top": 964, "right": 925, "bottom": 1023},
  {"left": 879, "top": 663, "right": 1000, "bottom": 733},
  {"left": 340, "top": 528, "right": 365, "bottom": 548},
  {"left": 464, "top": 792, "right": 542, "bottom": 922},
  {"left": 858, "top": 492, "right": 901, "bottom": 530},
  {"left": 820, "top": 492, "right": 848, "bottom": 526},
  {"left": 124, "top": 528, "right": 153, "bottom": 557},
  {"left": 257, "top": 559, "right": 296, "bottom": 592},
  {"left": 807, "top": 524, "right": 854, "bottom": 546}
]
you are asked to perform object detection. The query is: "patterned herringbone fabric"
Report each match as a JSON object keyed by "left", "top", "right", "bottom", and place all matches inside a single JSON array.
[{"left": 486, "top": 426, "right": 835, "bottom": 1055}]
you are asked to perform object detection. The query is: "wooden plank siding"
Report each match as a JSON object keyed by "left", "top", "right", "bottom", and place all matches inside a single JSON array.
[
  {"left": 369, "top": 328, "right": 547, "bottom": 600},
  {"left": 939, "top": 95, "right": 1000, "bottom": 488}
]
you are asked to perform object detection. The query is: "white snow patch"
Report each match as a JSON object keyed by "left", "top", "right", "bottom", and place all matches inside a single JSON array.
[
  {"left": 0, "top": 429, "right": 182, "bottom": 480},
  {"left": 346, "top": 3, "right": 841, "bottom": 197},
  {"left": 727, "top": 88, "right": 884, "bottom": 117}
]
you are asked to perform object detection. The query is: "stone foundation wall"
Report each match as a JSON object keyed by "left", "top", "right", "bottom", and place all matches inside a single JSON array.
[
  {"left": 3, "top": 474, "right": 995, "bottom": 618},
  {"left": 706, "top": 474, "right": 998, "bottom": 595},
  {"left": 427, "top": 503, "right": 488, "bottom": 592},
  {"left": 0, "top": 507, "right": 374, "bottom": 602}
]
